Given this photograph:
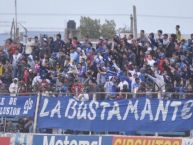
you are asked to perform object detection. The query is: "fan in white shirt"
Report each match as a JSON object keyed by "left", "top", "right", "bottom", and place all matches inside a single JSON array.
[
  {"left": 12, "top": 51, "right": 22, "bottom": 66},
  {"left": 146, "top": 54, "right": 155, "bottom": 67},
  {"left": 9, "top": 78, "right": 19, "bottom": 96},
  {"left": 118, "top": 79, "right": 129, "bottom": 91}
]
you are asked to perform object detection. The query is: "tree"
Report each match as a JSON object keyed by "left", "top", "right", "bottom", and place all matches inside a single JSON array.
[
  {"left": 79, "top": 17, "right": 116, "bottom": 39},
  {"left": 79, "top": 17, "right": 100, "bottom": 39},
  {"left": 117, "top": 25, "right": 130, "bottom": 33},
  {"left": 101, "top": 20, "right": 116, "bottom": 39}
]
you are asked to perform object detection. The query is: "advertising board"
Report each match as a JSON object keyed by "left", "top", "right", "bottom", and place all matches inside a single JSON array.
[
  {"left": 33, "top": 134, "right": 112, "bottom": 145},
  {"left": 113, "top": 136, "right": 182, "bottom": 145},
  {"left": 0, "top": 137, "right": 10, "bottom": 145},
  {"left": 0, "top": 133, "right": 33, "bottom": 145}
]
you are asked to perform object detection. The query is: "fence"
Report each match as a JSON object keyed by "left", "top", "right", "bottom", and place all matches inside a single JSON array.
[
  {"left": 1, "top": 91, "right": 192, "bottom": 98},
  {"left": 0, "top": 92, "right": 193, "bottom": 137}
]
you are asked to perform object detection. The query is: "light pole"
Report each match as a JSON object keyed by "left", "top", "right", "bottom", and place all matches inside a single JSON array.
[
  {"left": 133, "top": 5, "right": 137, "bottom": 39},
  {"left": 19, "top": 23, "right": 28, "bottom": 43},
  {"left": 14, "top": 0, "right": 18, "bottom": 41}
]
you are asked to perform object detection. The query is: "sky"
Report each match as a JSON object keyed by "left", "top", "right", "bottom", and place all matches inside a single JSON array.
[{"left": 0, "top": 0, "right": 193, "bottom": 34}]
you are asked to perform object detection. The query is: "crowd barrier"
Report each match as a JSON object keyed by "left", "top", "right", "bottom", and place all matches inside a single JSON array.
[{"left": 0, "top": 133, "right": 193, "bottom": 145}]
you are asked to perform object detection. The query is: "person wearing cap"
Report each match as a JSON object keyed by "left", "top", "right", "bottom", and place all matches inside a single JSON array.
[{"left": 9, "top": 78, "right": 19, "bottom": 96}]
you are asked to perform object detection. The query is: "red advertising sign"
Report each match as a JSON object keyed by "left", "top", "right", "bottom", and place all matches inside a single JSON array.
[
  {"left": 0, "top": 137, "right": 10, "bottom": 145},
  {"left": 113, "top": 136, "right": 182, "bottom": 145}
]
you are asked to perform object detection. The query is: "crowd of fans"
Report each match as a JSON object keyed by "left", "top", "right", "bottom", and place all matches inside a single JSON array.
[{"left": 0, "top": 25, "right": 193, "bottom": 99}]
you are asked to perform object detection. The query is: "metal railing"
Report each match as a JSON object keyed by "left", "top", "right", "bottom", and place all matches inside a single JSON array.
[
  {"left": 0, "top": 91, "right": 193, "bottom": 96},
  {"left": 34, "top": 92, "right": 193, "bottom": 100}
]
